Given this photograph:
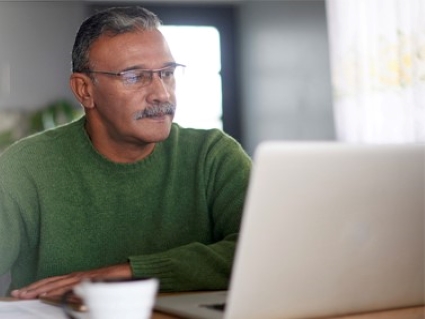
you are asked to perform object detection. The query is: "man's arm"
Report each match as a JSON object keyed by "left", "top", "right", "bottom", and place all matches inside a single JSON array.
[
  {"left": 129, "top": 234, "right": 239, "bottom": 292},
  {"left": 129, "top": 136, "right": 252, "bottom": 292}
]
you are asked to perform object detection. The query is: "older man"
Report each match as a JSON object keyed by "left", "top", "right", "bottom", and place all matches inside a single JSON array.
[{"left": 0, "top": 6, "right": 251, "bottom": 299}]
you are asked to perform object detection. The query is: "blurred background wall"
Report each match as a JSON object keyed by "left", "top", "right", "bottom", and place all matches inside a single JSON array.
[
  {"left": 238, "top": 1, "right": 334, "bottom": 153},
  {"left": 0, "top": 1, "right": 85, "bottom": 110}
]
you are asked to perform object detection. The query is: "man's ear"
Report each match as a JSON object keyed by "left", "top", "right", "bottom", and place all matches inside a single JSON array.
[{"left": 69, "top": 73, "right": 95, "bottom": 109}]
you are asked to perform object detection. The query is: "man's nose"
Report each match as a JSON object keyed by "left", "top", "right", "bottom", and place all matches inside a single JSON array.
[{"left": 146, "top": 73, "right": 171, "bottom": 103}]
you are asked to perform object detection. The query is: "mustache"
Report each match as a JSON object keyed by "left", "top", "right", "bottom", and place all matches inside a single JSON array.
[{"left": 133, "top": 103, "right": 176, "bottom": 120}]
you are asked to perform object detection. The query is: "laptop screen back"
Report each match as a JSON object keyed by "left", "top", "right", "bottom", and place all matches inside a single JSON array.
[{"left": 225, "top": 142, "right": 424, "bottom": 319}]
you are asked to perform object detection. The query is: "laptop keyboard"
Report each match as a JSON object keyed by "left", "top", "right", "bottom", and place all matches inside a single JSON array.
[{"left": 201, "top": 303, "right": 226, "bottom": 312}]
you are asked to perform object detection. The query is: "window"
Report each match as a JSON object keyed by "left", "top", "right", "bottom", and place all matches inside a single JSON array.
[{"left": 160, "top": 26, "right": 223, "bottom": 130}]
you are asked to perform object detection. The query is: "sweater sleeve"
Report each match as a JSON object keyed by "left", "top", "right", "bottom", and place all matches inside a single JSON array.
[
  {"left": 129, "top": 234, "right": 238, "bottom": 292},
  {"left": 129, "top": 134, "right": 252, "bottom": 292}
]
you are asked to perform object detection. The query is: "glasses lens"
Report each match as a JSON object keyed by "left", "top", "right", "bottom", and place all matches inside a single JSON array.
[
  {"left": 121, "top": 70, "right": 151, "bottom": 87},
  {"left": 119, "top": 64, "right": 185, "bottom": 88}
]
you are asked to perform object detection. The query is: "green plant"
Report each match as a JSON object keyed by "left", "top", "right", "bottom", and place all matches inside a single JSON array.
[
  {"left": 0, "top": 99, "right": 83, "bottom": 152},
  {"left": 28, "top": 99, "right": 82, "bottom": 133}
]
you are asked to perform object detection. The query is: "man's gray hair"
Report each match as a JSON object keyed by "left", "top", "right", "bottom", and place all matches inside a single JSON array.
[{"left": 72, "top": 6, "right": 162, "bottom": 73}]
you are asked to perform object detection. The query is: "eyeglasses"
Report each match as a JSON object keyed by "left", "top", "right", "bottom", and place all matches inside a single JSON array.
[{"left": 85, "top": 63, "right": 185, "bottom": 88}]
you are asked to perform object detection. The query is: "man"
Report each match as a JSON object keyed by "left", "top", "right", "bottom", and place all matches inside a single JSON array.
[{"left": 0, "top": 6, "right": 251, "bottom": 299}]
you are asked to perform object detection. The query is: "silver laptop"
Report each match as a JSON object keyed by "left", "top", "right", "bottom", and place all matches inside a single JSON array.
[{"left": 155, "top": 142, "right": 424, "bottom": 319}]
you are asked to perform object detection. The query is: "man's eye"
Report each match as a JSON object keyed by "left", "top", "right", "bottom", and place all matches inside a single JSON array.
[
  {"left": 122, "top": 72, "right": 146, "bottom": 84},
  {"left": 161, "top": 69, "right": 175, "bottom": 79}
]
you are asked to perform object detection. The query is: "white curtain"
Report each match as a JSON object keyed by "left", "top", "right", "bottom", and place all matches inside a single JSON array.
[{"left": 326, "top": 0, "right": 425, "bottom": 143}]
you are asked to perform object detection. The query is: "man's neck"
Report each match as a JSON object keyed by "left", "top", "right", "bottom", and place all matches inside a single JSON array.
[{"left": 84, "top": 123, "right": 156, "bottom": 164}]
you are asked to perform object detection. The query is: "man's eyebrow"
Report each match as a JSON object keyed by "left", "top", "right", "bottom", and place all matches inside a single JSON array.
[{"left": 120, "top": 62, "right": 178, "bottom": 72}]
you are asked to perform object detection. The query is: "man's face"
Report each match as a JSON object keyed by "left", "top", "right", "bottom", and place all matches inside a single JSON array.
[{"left": 86, "top": 29, "right": 177, "bottom": 145}]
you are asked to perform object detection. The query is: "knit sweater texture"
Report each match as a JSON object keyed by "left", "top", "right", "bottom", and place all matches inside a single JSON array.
[{"left": 0, "top": 116, "right": 251, "bottom": 293}]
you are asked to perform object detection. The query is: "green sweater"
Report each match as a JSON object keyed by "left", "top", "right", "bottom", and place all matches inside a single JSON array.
[{"left": 0, "top": 116, "right": 251, "bottom": 293}]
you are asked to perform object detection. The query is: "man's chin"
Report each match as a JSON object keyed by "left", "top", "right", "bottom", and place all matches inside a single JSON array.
[{"left": 137, "top": 122, "right": 173, "bottom": 143}]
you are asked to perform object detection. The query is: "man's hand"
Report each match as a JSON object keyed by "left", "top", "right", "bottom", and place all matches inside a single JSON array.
[{"left": 11, "top": 263, "right": 132, "bottom": 300}]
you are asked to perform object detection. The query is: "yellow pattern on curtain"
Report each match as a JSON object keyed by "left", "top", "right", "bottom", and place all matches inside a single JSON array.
[{"left": 326, "top": 0, "right": 425, "bottom": 143}]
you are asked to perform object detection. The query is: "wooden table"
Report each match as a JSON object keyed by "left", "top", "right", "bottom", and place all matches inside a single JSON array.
[
  {"left": 1, "top": 297, "right": 423, "bottom": 319},
  {"left": 154, "top": 306, "right": 425, "bottom": 319},
  {"left": 153, "top": 306, "right": 425, "bottom": 319}
]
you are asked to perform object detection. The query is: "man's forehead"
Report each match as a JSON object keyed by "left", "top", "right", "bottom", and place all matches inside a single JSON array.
[
  {"left": 89, "top": 30, "right": 173, "bottom": 68},
  {"left": 95, "top": 29, "right": 166, "bottom": 48}
]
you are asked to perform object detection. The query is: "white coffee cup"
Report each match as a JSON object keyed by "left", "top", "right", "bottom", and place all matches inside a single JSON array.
[{"left": 63, "top": 278, "right": 159, "bottom": 319}]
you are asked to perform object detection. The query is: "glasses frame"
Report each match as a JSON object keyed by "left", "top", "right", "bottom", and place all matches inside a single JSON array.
[{"left": 84, "top": 62, "right": 186, "bottom": 88}]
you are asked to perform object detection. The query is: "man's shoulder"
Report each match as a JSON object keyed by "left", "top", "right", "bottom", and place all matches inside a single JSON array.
[
  {"left": 166, "top": 123, "right": 249, "bottom": 163},
  {"left": 169, "top": 123, "right": 235, "bottom": 146}
]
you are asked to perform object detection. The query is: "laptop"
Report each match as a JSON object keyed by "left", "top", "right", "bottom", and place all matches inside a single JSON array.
[{"left": 155, "top": 142, "right": 424, "bottom": 319}]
